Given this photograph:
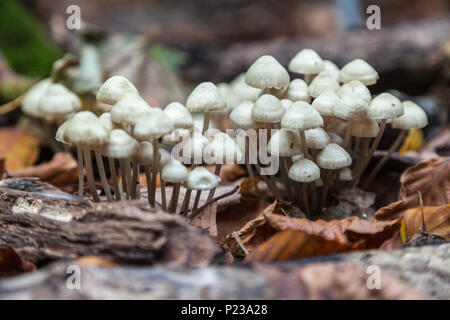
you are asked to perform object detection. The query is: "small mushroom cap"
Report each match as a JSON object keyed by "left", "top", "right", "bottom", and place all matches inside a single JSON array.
[
  {"left": 215, "top": 83, "right": 234, "bottom": 114},
  {"left": 161, "top": 160, "right": 188, "bottom": 183},
  {"left": 316, "top": 143, "right": 352, "bottom": 169},
  {"left": 162, "top": 128, "right": 192, "bottom": 146},
  {"left": 328, "top": 132, "right": 344, "bottom": 146},
  {"left": 110, "top": 92, "right": 153, "bottom": 125},
  {"left": 267, "top": 129, "right": 302, "bottom": 157},
  {"left": 186, "top": 82, "right": 227, "bottom": 112},
  {"left": 322, "top": 60, "right": 340, "bottom": 79},
  {"left": 55, "top": 118, "right": 71, "bottom": 144},
  {"left": 96, "top": 75, "right": 138, "bottom": 106},
  {"left": 339, "top": 59, "right": 379, "bottom": 85},
  {"left": 392, "top": 101, "right": 428, "bottom": 129},
  {"left": 326, "top": 117, "right": 347, "bottom": 137},
  {"left": 288, "top": 158, "right": 320, "bottom": 182},
  {"left": 96, "top": 101, "right": 113, "bottom": 113},
  {"left": 305, "top": 127, "right": 330, "bottom": 149},
  {"left": 288, "top": 49, "right": 324, "bottom": 75},
  {"left": 252, "top": 94, "right": 285, "bottom": 123},
  {"left": 102, "top": 129, "right": 139, "bottom": 159},
  {"left": 158, "top": 148, "right": 171, "bottom": 168},
  {"left": 21, "top": 79, "right": 52, "bottom": 118},
  {"left": 203, "top": 132, "right": 243, "bottom": 164},
  {"left": 133, "top": 108, "right": 174, "bottom": 140},
  {"left": 281, "top": 99, "right": 294, "bottom": 110},
  {"left": 178, "top": 131, "right": 209, "bottom": 163},
  {"left": 281, "top": 101, "right": 324, "bottom": 131},
  {"left": 339, "top": 167, "right": 353, "bottom": 181},
  {"left": 284, "top": 79, "right": 310, "bottom": 102},
  {"left": 308, "top": 71, "right": 340, "bottom": 98},
  {"left": 164, "top": 102, "right": 193, "bottom": 129},
  {"left": 64, "top": 111, "right": 109, "bottom": 148},
  {"left": 187, "top": 167, "right": 221, "bottom": 190},
  {"left": 368, "top": 93, "right": 404, "bottom": 119},
  {"left": 338, "top": 80, "right": 371, "bottom": 104},
  {"left": 230, "top": 73, "right": 262, "bottom": 102},
  {"left": 38, "top": 83, "right": 82, "bottom": 118},
  {"left": 230, "top": 101, "right": 256, "bottom": 129},
  {"left": 334, "top": 94, "right": 368, "bottom": 120},
  {"left": 245, "top": 55, "right": 290, "bottom": 90},
  {"left": 351, "top": 117, "right": 379, "bottom": 137},
  {"left": 98, "top": 112, "right": 115, "bottom": 132},
  {"left": 311, "top": 91, "right": 339, "bottom": 116},
  {"left": 315, "top": 178, "right": 324, "bottom": 187},
  {"left": 133, "top": 141, "right": 154, "bottom": 165}
]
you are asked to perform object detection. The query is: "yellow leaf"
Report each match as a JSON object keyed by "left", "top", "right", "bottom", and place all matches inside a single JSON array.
[
  {"left": 399, "top": 128, "right": 424, "bottom": 153},
  {"left": 0, "top": 127, "right": 40, "bottom": 171}
]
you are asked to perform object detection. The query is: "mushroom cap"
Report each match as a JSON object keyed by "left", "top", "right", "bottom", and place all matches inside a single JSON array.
[
  {"left": 162, "top": 128, "right": 192, "bottom": 146},
  {"left": 230, "top": 73, "right": 262, "bottom": 102},
  {"left": 96, "top": 75, "right": 138, "bottom": 106},
  {"left": 98, "top": 112, "right": 115, "bottom": 132},
  {"left": 281, "top": 101, "right": 324, "bottom": 131},
  {"left": 316, "top": 143, "right": 352, "bottom": 169},
  {"left": 21, "top": 79, "right": 52, "bottom": 118},
  {"left": 392, "top": 100, "right": 428, "bottom": 129},
  {"left": 281, "top": 99, "right": 294, "bottom": 110},
  {"left": 311, "top": 91, "right": 339, "bottom": 116},
  {"left": 203, "top": 132, "right": 243, "bottom": 164},
  {"left": 96, "top": 101, "right": 113, "bottom": 113},
  {"left": 338, "top": 80, "right": 371, "bottom": 104},
  {"left": 186, "top": 167, "right": 221, "bottom": 190},
  {"left": 163, "top": 102, "right": 193, "bottom": 129},
  {"left": 322, "top": 60, "right": 340, "bottom": 79},
  {"left": 133, "top": 108, "right": 174, "bottom": 140},
  {"left": 110, "top": 92, "right": 153, "bottom": 125},
  {"left": 186, "top": 82, "right": 227, "bottom": 112},
  {"left": 351, "top": 117, "right": 379, "bottom": 137},
  {"left": 55, "top": 118, "right": 71, "bottom": 144},
  {"left": 102, "top": 129, "right": 139, "bottom": 159},
  {"left": 132, "top": 141, "right": 154, "bottom": 165},
  {"left": 230, "top": 100, "right": 255, "bottom": 129},
  {"left": 284, "top": 79, "right": 310, "bottom": 102},
  {"left": 339, "top": 167, "right": 353, "bottom": 181},
  {"left": 38, "top": 83, "right": 82, "bottom": 118},
  {"left": 161, "top": 160, "right": 189, "bottom": 183},
  {"left": 308, "top": 71, "right": 340, "bottom": 98},
  {"left": 251, "top": 94, "right": 285, "bottom": 123},
  {"left": 215, "top": 83, "right": 234, "bottom": 114},
  {"left": 334, "top": 94, "right": 368, "bottom": 120},
  {"left": 326, "top": 117, "right": 347, "bottom": 137},
  {"left": 158, "top": 148, "right": 171, "bottom": 168},
  {"left": 305, "top": 127, "right": 330, "bottom": 149},
  {"left": 339, "top": 59, "right": 379, "bottom": 85},
  {"left": 288, "top": 158, "right": 320, "bottom": 182},
  {"left": 267, "top": 129, "right": 302, "bottom": 157},
  {"left": 178, "top": 131, "right": 209, "bottom": 163},
  {"left": 64, "top": 111, "right": 109, "bottom": 148},
  {"left": 368, "top": 93, "right": 404, "bottom": 119},
  {"left": 245, "top": 55, "right": 290, "bottom": 90},
  {"left": 328, "top": 132, "right": 344, "bottom": 146},
  {"left": 288, "top": 49, "right": 324, "bottom": 75}
]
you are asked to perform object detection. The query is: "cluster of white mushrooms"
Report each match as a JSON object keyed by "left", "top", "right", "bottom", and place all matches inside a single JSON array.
[{"left": 21, "top": 48, "right": 428, "bottom": 218}]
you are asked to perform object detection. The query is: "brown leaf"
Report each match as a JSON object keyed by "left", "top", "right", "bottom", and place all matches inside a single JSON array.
[
  {"left": 191, "top": 201, "right": 218, "bottom": 237},
  {"left": 75, "top": 256, "right": 119, "bottom": 267},
  {"left": 219, "top": 164, "right": 247, "bottom": 182},
  {"left": 0, "top": 245, "right": 36, "bottom": 277},
  {"left": 403, "top": 205, "right": 450, "bottom": 240},
  {"left": 0, "top": 127, "right": 40, "bottom": 171}
]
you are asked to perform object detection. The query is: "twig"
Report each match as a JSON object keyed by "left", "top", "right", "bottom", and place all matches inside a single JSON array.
[{"left": 189, "top": 185, "right": 240, "bottom": 220}]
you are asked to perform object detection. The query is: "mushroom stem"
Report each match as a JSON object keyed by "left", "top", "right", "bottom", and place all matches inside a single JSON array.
[
  {"left": 76, "top": 146, "right": 84, "bottom": 201},
  {"left": 352, "top": 137, "right": 361, "bottom": 160},
  {"left": 131, "top": 162, "right": 140, "bottom": 199},
  {"left": 206, "top": 164, "right": 222, "bottom": 203},
  {"left": 280, "top": 157, "right": 294, "bottom": 200},
  {"left": 108, "top": 157, "right": 121, "bottom": 201},
  {"left": 299, "top": 130, "right": 311, "bottom": 159},
  {"left": 119, "top": 159, "right": 129, "bottom": 199},
  {"left": 192, "top": 190, "right": 202, "bottom": 214},
  {"left": 302, "top": 182, "right": 311, "bottom": 218},
  {"left": 125, "top": 160, "right": 133, "bottom": 198},
  {"left": 82, "top": 148, "right": 100, "bottom": 202},
  {"left": 143, "top": 165, "right": 152, "bottom": 204},
  {"left": 94, "top": 150, "right": 113, "bottom": 201},
  {"left": 160, "top": 177, "right": 167, "bottom": 211},
  {"left": 311, "top": 181, "right": 318, "bottom": 215},
  {"left": 202, "top": 112, "right": 210, "bottom": 134},
  {"left": 352, "top": 138, "right": 370, "bottom": 177},
  {"left": 255, "top": 163, "right": 280, "bottom": 199},
  {"left": 343, "top": 120, "right": 353, "bottom": 151},
  {"left": 169, "top": 183, "right": 181, "bottom": 213},
  {"left": 353, "top": 119, "right": 387, "bottom": 186},
  {"left": 318, "top": 169, "right": 332, "bottom": 214},
  {"left": 364, "top": 129, "right": 407, "bottom": 188},
  {"left": 150, "top": 139, "right": 159, "bottom": 207},
  {"left": 181, "top": 188, "right": 192, "bottom": 215},
  {"left": 245, "top": 136, "right": 260, "bottom": 193},
  {"left": 149, "top": 167, "right": 158, "bottom": 208},
  {"left": 43, "top": 120, "right": 60, "bottom": 153}
]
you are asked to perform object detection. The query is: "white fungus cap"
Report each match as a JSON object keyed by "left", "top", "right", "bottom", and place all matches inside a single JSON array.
[
  {"left": 187, "top": 167, "right": 221, "bottom": 190},
  {"left": 316, "top": 143, "right": 352, "bottom": 170},
  {"left": 230, "top": 73, "right": 262, "bottom": 102},
  {"left": 96, "top": 101, "right": 113, "bottom": 113},
  {"left": 392, "top": 101, "right": 428, "bottom": 129},
  {"left": 326, "top": 117, "right": 348, "bottom": 137},
  {"left": 339, "top": 59, "right": 379, "bottom": 85},
  {"left": 339, "top": 167, "right": 353, "bottom": 181},
  {"left": 305, "top": 127, "right": 330, "bottom": 149},
  {"left": 281, "top": 101, "right": 324, "bottom": 131},
  {"left": 284, "top": 79, "right": 310, "bottom": 102},
  {"left": 215, "top": 83, "right": 235, "bottom": 114},
  {"left": 334, "top": 94, "right": 368, "bottom": 120},
  {"left": 98, "top": 112, "right": 115, "bottom": 132},
  {"left": 288, "top": 158, "right": 320, "bottom": 183},
  {"left": 252, "top": 94, "right": 285, "bottom": 123},
  {"left": 163, "top": 102, "right": 193, "bottom": 129},
  {"left": 351, "top": 117, "right": 379, "bottom": 137},
  {"left": 158, "top": 149, "right": 171, "bottom": 168},
  {"left": 368, "top": 93, "right": 404, "bottom": 119},
  {"left": 179, "top": 131, "right": 209, "bottom": 163},
  {"left": 96, "top": 75, "right": 138, "bottom": 106},
  {"left": 133, "top": 141, "right": 154, "bottom": 165},
  {"left": 203, "top": 132, "right": 243, "bottom": 164},
  {"left": 288, "top": 49, "right": 324, "bottom": 75},
  {"left": 281, "top": 99, "right": 294, "bottom": 110},
  {"left": 162, "top": 128, "right": 192, "bottom": 146},
  {"left": 38, "top": 83, "right": 81, "bottom": 119},
  {"left": 322, "top": 60, "right": 340, "bottom": 79},
  {"left": 267, "top": 129, "right": 302, "bottom": 157},
  {"left": 55, "top": 118, "right": 71, "bottom": 145},
  {"left": 102, "top": 129, "right": 139, "bottom": 159},
  {"left": 308, "top": 71, "right": 340, "bottom": 98},
  {"left": 21, "top": 79, "right": 52, "bottom": 118},
  {"left": 64, "top": 111, "right": 109, "bottom": 149},
  {"left": 186, "top": 82, "right": 227, "bottom": 112},
  {"left": 245, "top": 55, "right": 290, "bottom": 90},
  {"left": 161, "top": 160, "right": 189, "bottom": 183},
  {"left": 133, "top": 108, "right": 174, "bottom": 140},
  {"left": 230, "top": 100, "right": 256, "bottom": 129},
  {"left": 338, "top": 80, "right": 371, "bottom": 104},
  {"left": 311, "top": 91, "right": 339, "bottom": 117},
  {"left": 328, "top": 132, "right": 344, "bottom": 146},
  {"left": 110, "top": 92, "right": 153, "bottom": 125}
]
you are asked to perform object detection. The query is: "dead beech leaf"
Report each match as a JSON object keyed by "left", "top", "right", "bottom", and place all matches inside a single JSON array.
[
  {"left": 76, "top": 256, "right": 119, "bottom": 267},
  {"left": 219, "top": 164, "right": 246, "bottom": 182},
  {"left": 191, "top": 201, "right": 218, "bottom": 237},
  {"left": 399, "top": 128, "right": 424, "bottom": 153},
  {"left": 240, "top": 177, "right": 260, "bottom": 195},
  {"left": 245, "top": 229, "right": 347, "bottom": 262},
  {"left": 0, "top": 245, "right": 36, "bottom": 276},
  {"left": 402, "top": 205, "right": 450, "bottom": 240},
  {"left": 0, "top": 127, "right": 40, "bottom": 171}
]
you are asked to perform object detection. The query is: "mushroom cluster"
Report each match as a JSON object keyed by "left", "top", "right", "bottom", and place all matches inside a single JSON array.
[{"left": 44, "top": 48, "right": 428, "bottom": 218}]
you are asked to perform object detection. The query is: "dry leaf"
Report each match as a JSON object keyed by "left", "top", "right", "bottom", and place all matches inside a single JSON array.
[
  {"left": 191, "top": 201, "right": 218, "bottom": 237},
  {"left": 399, "top": 128, "right": 424, "bottom": 153},
  {"left": 0, "top": 245, "right": 36, "bottom": 277},
  {"left": 218, "top": 164, "right": 246, "bottom": 182},
  {"left": 75, "top": 256, "right": 119, "bottom": 267},
  {"left": 403, "top": 205, "right": 450, "bottom": 240},
  {"left": 0, "top": 127, "right": 40, "bottom": 171}
]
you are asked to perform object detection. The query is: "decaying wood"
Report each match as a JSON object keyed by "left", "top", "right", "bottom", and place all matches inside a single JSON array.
[{"left": 0, "top": 186, "right": 222, "bottom": 268}]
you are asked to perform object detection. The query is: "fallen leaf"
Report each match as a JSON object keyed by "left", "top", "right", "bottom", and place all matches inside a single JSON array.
[
  {"left": 218, "top": 164, "right": 246, "bottom": 182},
  {"left": 402, "top": 205, "right": 450, "bottom": 240},
  {"left": 0, "top": 127, "right": 40, "bottom": 171},
  {"left": 0, "top": 245, "right": 36, "bottom": 277},
  {"left": 399, "top": 128, "right": 424, "bottom": 153},
  {"left": 191, "top": 201, "right": 218, "bottom": 237},
  {"left": 76, "top": 256, "right": 119, "bottom": 267},
  {"left": 239, "top": 177, "right": 260, "bottom": 195}
]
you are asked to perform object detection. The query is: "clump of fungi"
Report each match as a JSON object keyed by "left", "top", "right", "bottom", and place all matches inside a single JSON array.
[{"left": 23, "top": 48, "right": 429, "bottom": 218}]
